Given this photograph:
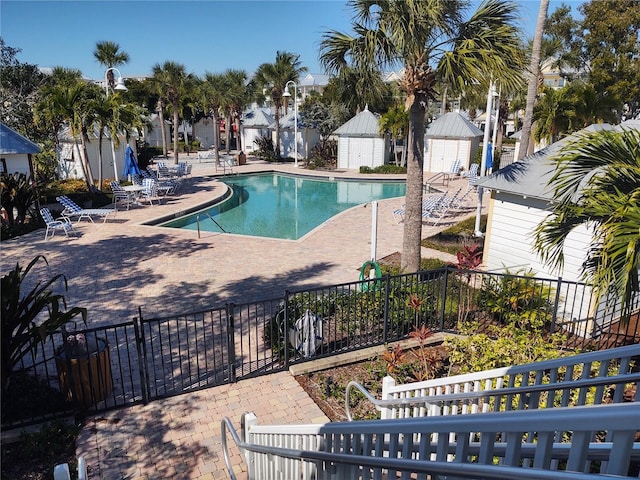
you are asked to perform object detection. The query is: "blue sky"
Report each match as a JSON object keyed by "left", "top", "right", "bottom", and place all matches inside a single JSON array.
[{"left": 2, "top": 1, "right": 579, "bottom": 81}]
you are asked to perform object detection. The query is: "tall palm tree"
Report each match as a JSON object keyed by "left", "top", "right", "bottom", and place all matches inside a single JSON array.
[
  {"left": 223, "top": 69, "right": 249, "bottom": 152},
  {"left": 254, "top": 51, "right": 307, "bottom": 159},
  {"left": 533, "top": 127, "right": 640, "bottom": 320},
  {"left": 36, "top": 73, "right": 96, "bottom": 189},
  {"left": 150, "top": 62, "right": 194, "bottom": 164},
  {"left": 320, "top": 0, "right": 524, "bottom": 272},
  {"left": 518, "top": 0, "right": 549, "bottom": 159},
  {"left": 199, "top": 72, "right": 227, "bottom": 165},
  {"left": 94, "top": 41, "right": 129, "bottom": 90}
]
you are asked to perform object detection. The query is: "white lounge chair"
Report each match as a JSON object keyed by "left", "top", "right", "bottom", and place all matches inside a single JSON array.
[
  {"left": 109, "top": 181, "right": 135, "bottom": 210},
  {"left": 56, "top": 196, "right": 116, "bottom": 223},
  {"left": 40, "top": 208, "right": 76, "bottom": 240}
]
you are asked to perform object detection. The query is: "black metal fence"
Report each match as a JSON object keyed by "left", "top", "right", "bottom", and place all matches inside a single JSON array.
[{"left": 4, "top": 267, "right": 638, "bottom": 429}]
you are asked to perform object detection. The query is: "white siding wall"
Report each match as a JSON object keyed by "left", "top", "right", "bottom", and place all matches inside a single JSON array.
[
  {"left": 337, "top": 137, "right": 385, "bottom": 169},
  {"left": 483, "top": 193, "right": 595, "bottom": 326},
  {"left": 194, "top": 120, "right": 216, "bottom": 150},
  {"left": 242, "top": 127, "right": 268, "bottom": 152},
  {"left": 2, "top": 154, "right": 31, "bottom": 176},
  {"left": 58, "top": 138, "right": 131, "bottom": 182},
  {"left": 424, "top": 138, "right": 478, "bottom": 173}
]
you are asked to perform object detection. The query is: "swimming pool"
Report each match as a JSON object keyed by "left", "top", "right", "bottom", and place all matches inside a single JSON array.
[{"left": 161, "top": 173, "right": 406, "bottom": 240}]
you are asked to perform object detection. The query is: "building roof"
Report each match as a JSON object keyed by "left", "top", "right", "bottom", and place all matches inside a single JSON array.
[
  {"left": 477, "top": 122, "right": 638, "bottom": 200},
  {"left": 0, "top": 123, "right": 41, "bottom": 155},
  {"left": 243, "top": 109, "right": 274, "bottom": 128},
  {"left": 299, "top": 73, "right": 331, "bottom": 87},
  {"left": 425, "top": 112, "right": 484, "bottom": 139},
  {"left": 333, "top": 107, "right": 380, "bottom": 137}
]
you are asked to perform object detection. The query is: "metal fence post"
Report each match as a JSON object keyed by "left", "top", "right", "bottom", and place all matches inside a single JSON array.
[
  {"left": 283, "top": 291, "right": 290, "bottom": 370},
  {"left": 134, "top": 306, "right": 149, "bottom": 404},
  {"left": 439, "top": 266, "right": 451, "bottom": 331},
  {"left": 551, "top": 277, "right": 563, "bottom": 336},
  {"left": 382, "top": 275, "right": 390, "bottom": 344},
  {"left": 226, "top": 303, "right": 236, "bottom": 383}
]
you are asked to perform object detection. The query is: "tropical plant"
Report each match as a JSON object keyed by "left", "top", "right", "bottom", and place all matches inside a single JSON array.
[
  {"left": 199, "top": 72, "right": 227, "bottom": 165},
  {"left": 320, "top": 0, "right": 524, "bottom": 273},
  {"left": 253, "top": 51, "right": 307, "bottom": 159},
  {"left": 35, "top": 71, "right": 96, "bottom": 189},
  {"left": 532, "top": 85, "right": 576, "bottom": 145},
  {"left": 0, "top": 172, "right": 38, "bottom": 226},
  {"left": 150, "top": 61, "right": 195, "bottom": 164},
  {"left": 222, "top": 69, "right": 249, "bottom": 153},
  {"left": 93, "top": 40, "right": 129, "bottom": 91},
  {"left": 1, "top": 256, "right": 87, "bottom": 396},
  {"left": 533, "top": 127, "right": 640, "bottom": 320}
]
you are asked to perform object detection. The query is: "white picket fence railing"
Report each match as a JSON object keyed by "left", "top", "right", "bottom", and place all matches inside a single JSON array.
[
  {"left": 225, "top": 403, "right": 640, "bottom": 479},
  {"left": 222, "top": 345, "right": 640, "bottom": 479}
]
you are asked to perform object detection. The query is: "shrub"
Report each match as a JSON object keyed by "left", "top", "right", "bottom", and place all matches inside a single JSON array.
[
  {"left": 0, "top": 173, "right": 38, "bottom": 226},
  {"left": 307, "top": 140, "right": 337, "bottom": 170},
  {"left": 253, "top": 136, "right": 278, "bottom": 162},
  {"left": 359, "top": 164, "right": 407, "bottom": 174},
  {"left": 1, "top": 256, "right": 87, "bottom": 397}
]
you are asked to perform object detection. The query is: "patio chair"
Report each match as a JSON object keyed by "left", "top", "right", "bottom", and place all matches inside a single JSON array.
[
  {"left": 40, "top": 208, "right": 76, "bottom": 240},
  {"left": 109, "top": 181, "right": 135, "bottom": 210},
  {"left": 56, "top": 195, "right": 116, "bottom": 223},
  {"left": 463, "top": 163, "right": 479, "bottom": 187},
  {"left": 139, "top": 178, "right": 160, "bottom": 205}
]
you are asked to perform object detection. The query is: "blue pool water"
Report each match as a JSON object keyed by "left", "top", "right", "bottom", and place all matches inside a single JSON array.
[{"left": 161, "top": 173, "right": 406, "bottom": 240}]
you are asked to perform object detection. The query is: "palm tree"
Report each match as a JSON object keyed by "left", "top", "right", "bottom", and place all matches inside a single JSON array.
[
  {"left": 519, "top": 0, "right": 550, "bottom": 159},
  {"left": 320, "top": 0, "right": 524, "bottom": 272},
  {"left": 223, "top": 69, "right": 249, "bottom": 152},
  {"left": 532, "top": 86, "right": 576, "bottom": 146},
  {"left": 36, "top": 74, "right": 96, "bottom": 189},
  {"left": 94, "top": 41, "right": 129, "bottom": 90},
  {"left": 379, "top": 104, "right": 409, "bottom": 166},
  {"left": 150, "top": 62, "right": 194, "bottom": 164},
  {"left": 533, "top": 127, "right": 640, "bottom": 320},
  {"left": 254, "top": 51, "right": 307, "bottom": 159},
  {"left": 199, "top": 72, "right": 227, "bottom": 165}
]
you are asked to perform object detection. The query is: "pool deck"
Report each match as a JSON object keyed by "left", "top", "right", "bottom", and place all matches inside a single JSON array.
[{"left": 1, "top": 153, "right": 488, "bottom": 479}]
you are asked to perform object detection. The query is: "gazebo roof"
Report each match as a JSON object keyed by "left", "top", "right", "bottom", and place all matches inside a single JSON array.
[
  {"left": 0, "top": 123, "right": 41, "bottom": 155},
  {"left": 333, "top": 106, "right": 380, "bottom": 137},
  {"left": 425, "top": 112, "right": 483, "bottom": 139}
]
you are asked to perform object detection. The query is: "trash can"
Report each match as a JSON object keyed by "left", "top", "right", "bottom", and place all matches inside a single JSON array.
[
  {"left": 237, "top": 151, "right": 247, "bottom": 165},
  {"left": 56, "top": 337, "right": 112, "bottom": 409}
]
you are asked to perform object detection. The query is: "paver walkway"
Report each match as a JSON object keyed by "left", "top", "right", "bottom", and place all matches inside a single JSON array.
[{"left": 1, "top": 154, "right": 487, "bottom": 479}]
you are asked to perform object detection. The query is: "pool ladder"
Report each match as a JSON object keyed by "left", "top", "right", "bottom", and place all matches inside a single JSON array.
[{"left": 196, "top": 212, "right": 226, "bottom": 238}]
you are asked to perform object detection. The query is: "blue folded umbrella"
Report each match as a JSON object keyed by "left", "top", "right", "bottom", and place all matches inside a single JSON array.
[{"left": 123, "top": 145, "right": 142, "bottom": 176}]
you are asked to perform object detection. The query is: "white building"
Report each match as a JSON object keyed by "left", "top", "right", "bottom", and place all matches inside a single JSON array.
[
  {"left": 424, "top": 112, "right": 483, "bottom": 173},
  {"left": 333, "top": 107, "right": 389, "bottom": 170},
  {"left": 0, "top": 123, "right": 40, "bottom": 176}
]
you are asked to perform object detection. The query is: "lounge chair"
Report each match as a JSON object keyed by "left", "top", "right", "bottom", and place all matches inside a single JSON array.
[
  {"left": 40, "top": 208, "right": 76, "bottom": 240},
  {"left": 424, "top": 159, "right": 462, "bottom": 189},
  {"left": 463, "top": 163, "right": 479, "bottom": 187},
  {"left": 109, "top": 181, "right": 135, "bottom": 210},
  {"left": 56, "top": 196, "right": 116, "bottom": 223},
  {"left": 393, "top": 191, "right": 449, "bottom": 224}
]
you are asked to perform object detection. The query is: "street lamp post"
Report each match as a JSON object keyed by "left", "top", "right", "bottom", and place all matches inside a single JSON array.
[
  {"left": 104, "top": 68, "right": 128, "bottom": 181},
  {"left": 474, "top": 82, "right": 498, "bottom": 237},
  {"left": 104, "top": 67, "right": 128, "bottom": 96},
  {"left": 283, "top": 80, "right": 298, "bottom": 168}
]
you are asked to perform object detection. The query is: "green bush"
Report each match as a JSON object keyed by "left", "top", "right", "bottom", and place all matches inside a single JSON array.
[
  {"left": 253, "top": 136, "right": 278, "bottom": 162},
  {"left": 359, "top": 164, "right": 407, "bottom": 174}
]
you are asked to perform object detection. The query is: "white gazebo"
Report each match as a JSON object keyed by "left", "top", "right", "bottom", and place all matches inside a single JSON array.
[{"left": 333, "top": 106, "right": 389, "bottom": 170}]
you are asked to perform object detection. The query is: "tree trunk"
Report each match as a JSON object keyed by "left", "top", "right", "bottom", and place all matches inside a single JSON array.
[
  {"left": 401, "top": 97, "right": 427, "bottom": 273},
  {"left": 97, "top": 132, "right": 104, "bottom": 190},
  {"left": 212, "top": 111, "right": 221, "bottom": 165},
  {"left": 172, "top": 106, "right": 180, "bottom": 164},
  {"left": 274, "top": 99, "right": 282, "bottom": 160},
  {"left": 518, "top": 0, "right": 549, "bottom": 160},
  {"left": 225, "top": 114, "right": 232, "bottom": 154},
  {"left": 158, "top": 100, "right": 168, "bottom": 158}
]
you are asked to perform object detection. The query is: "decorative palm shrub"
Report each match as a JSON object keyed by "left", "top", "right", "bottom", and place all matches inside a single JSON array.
[{"left": 1, "top": 255, "right": 87, "bottom": 397}]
